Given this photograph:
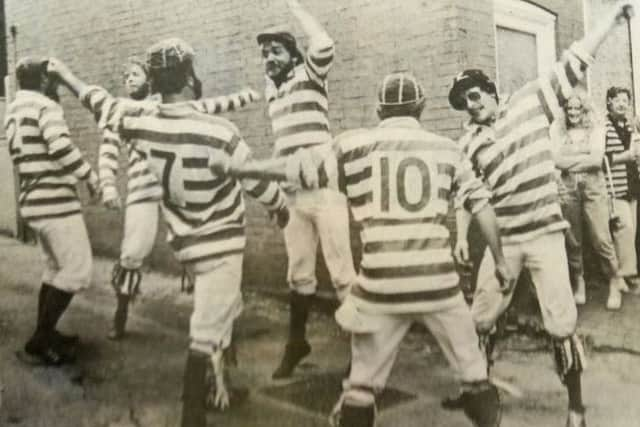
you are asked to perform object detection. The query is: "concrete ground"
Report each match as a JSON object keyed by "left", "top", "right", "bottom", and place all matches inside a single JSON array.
[{"left": 1, "top": 236, "right": 640, "bottom": 427}]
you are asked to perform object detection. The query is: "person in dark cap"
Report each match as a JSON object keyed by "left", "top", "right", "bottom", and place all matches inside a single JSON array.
[
  {"left": 257, "top": 0, "right": 358, "bottom": 380},
  {"left": 447, "top": 3, "right": 635, "bottom": 426},
  {"left": 211, "top": 71, "right": 514, "bottom": 427},
  {"left": 6, "top": 56, "right": 99, "bottom": 366}
]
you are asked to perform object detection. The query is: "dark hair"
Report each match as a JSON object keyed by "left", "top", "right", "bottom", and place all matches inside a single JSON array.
[
  {"left": 16, "top": 60, "right": 48, "bottom": 91},
  {"left": 149, "top": 60, "right": 202, "bottom": 99},
  {"left": 448, "top": 69, "right": 499, "bottom": 110},
  {"left": 606, "top": 86, "right": 631, "bottom": 102}
]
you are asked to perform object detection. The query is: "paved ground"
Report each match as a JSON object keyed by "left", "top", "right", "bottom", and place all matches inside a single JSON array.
[{"left": 1, "top": 236, "right": 640, "bottom": 427}]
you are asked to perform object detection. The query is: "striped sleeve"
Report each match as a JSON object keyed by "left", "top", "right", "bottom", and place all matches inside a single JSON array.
[
  {"left": 453, "top": 149, "right": 490, "bottom": 214},
  {"left": 223, "top": 138, "right": 285, "bottom": 212},
  {"left": 39, "top": 103, "right": 92, "bottom": 180},
  {"left": 305, "top": 31, "right": 334, "bottom": 82},
  {"left": 99, "top": 128, "right": 121, "bottom": 190},
  {"left": 536, "top": 42, "right": 593, "bottom": 124},
  {"left": 80, "top": 85, "right": 117, "bottom": 127},
  {"left": 196, "top": 89, "right": 260, "bottom": 115}
]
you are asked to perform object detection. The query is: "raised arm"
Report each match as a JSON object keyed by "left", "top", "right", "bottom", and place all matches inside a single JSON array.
[
  {"left": 195, "top": 88, "right": 261, "bottom": 115},
  {"left": 288, "top": 0, "right": 334, "bottom": 79},
  {"left": 47, "top": 58, "right": 91, "bottom": 98},
  {"left": 40, "top": 102, "right": 99, "bottom": 194},
  {"left": 533, "top": 3, "right": 633, "bottom": 125}
]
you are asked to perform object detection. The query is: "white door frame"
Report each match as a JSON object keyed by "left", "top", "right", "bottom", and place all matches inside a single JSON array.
[{"left": 493, "top": 0, "right": 557, "bottom": 93}]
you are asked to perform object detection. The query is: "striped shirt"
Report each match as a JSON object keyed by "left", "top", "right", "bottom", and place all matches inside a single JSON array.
[
  {"left": 4, "top": 90, "right": 95, "bottom": 220},
  {"left": 82, "top": 86, "right": 285, "bottom": 264},
  {"left": 322, "top": 117, "right": 490, "bottom": 314},
  {"left": 603, "top": 115, "right": 640, "bottom": 199},
  {"left": 99, "top": 89, "right": 261, "bottom": 206},
  {"left": 265, "top": 31, "right": 334, "bottom": 157},
  {"left": 459, "top": 43, "right": 592, "bottom": 244}
]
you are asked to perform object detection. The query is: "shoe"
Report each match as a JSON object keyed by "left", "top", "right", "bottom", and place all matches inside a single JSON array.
[
  {"left": 461, "top": 384, "right": 502, "bottom": 427},
  {"left": 272, "top": 340, "right": 311, "bottom": 379},
  {"left": 573, "top": 277, "right": 586, "bottom": 305},
  {"left": 606, "top": 284, "right": 622, "bottom": 311},
  {"left": 52, "top": 330, "right": 79, "bottom": 347},
  {"left": 24, "top": 339, "right": 75, "bottom": 366},
  {"left": 336, "top": 403, "right": 375, "bottom": 427},
  {"left": 441, "top": 392, "right": 465, "bottom": 410},
  {"left": 566, "top": 409, "right": 586, "bottom": 427},
  {"left": 624, "top": 277, "right": 640, "bottom": 295}
]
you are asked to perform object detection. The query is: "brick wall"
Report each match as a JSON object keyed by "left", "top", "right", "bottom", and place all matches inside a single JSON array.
[
  {"left": 588, "top": 0, "right": 633, "bottom": 114},
  {"left": 3, "top": 0, "right": 585, "bottom": 289}
]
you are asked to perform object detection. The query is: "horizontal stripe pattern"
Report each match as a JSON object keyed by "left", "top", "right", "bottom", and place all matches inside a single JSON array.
[
  {"left": 82, "top": 86, "right": 284, "bottom": 262},
  {"left": 266, "top": 36, "right": 334, "bottom": 157},
  {"left": 333, "top": 117, "right": 489, "bottom": 313},
  {"left": 458, "top": 47, "right": 588, "bottom": 243},
  {"left": 604, "top": 117, "right": 635, "bottom": 199},
  {"left": 5, "top": 90, "right": 93, "bottom": 220}
]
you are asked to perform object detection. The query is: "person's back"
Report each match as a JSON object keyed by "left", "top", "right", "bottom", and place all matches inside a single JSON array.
[
  {"left": 7, "top": 87, "right": 90, "bottom": 220},
  {"left": 334, "top": 118, "right": 472, "bottom": 313},
  {"left": 119, "top": 103, "right": 249, "bottom": 262}
]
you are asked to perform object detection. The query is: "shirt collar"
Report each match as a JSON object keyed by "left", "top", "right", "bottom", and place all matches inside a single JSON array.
[
  {"left": 377, "top": 116, "right": 422, "bottom": 129},
  {"left": 265, "top": 64, "right": 301, "bottom": 93},
  {"left": 15, "top": 89, "right": 48, "bottom": 101}
]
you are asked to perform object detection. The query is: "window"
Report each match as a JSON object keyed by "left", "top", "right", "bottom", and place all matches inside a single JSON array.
[{"left": 493, "top": 0, "right": 557, "bottom": 96}]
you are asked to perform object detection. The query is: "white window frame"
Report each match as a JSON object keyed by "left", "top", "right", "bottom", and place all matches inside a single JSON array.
[{"left": 493, "top": 0, "right": 557, "bottom": 92}]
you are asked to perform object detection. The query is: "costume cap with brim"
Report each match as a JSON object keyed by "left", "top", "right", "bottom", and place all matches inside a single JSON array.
[{"left": 448, "top": 69, "right": 494, "bottom": 110}]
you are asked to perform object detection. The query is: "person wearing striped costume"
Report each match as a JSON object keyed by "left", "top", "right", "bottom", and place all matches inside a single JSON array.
[
  {"left": 5, "top": 57, "right": 99, "bottom": 366},
  {"left": 602, "top": 86, "right": 640, "bottom": 310},
  {"left": 257, "top": 0, "right": 357, "bottom": 380},
  {"left": 448, "top": 4, "right": 634, "bottom": 426},
  {"left": 213, "top": 72, "right": 514, "bottom": 427},
  {"left": 47, "top": 38, "right": 288, "bottom": 426},
  {"left": 100, "top": 58, "right": 263, "bottom": 340}
]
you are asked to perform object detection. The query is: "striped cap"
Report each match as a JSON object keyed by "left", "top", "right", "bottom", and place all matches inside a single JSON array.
[
  {"left": 378, "top": 72, "right": 425, "bottom": 106},
  {"left": 146, "top": 38, "right": 195, "bottom": 69}
]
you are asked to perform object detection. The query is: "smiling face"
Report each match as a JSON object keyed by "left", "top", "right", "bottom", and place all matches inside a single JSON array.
[
  {"left": 608, "top": 92, "right": 631, "bottom": 120},
  {"left": 462, "top": 86, "right": 498, "bottom": 124},
  {"left": 565, "top": 96, "right": 584, "bottom": 128},
  {"left": 124, "top": 63, "right": 148, "bottom": 100},
  {"left": 261, "top": 40, "right": 294, "bottom": 82}
]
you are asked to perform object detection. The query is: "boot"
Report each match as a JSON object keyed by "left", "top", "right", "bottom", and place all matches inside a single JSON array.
[
  {"left": 573, "top": 276, "right": 586, "bottom": 306},
  {"left": 108, "top": 294, "right": 130, "bottom": 340},
  {"left": 462, "top": 383, "right": 501, "bottom": 427},
  {"left": 272, "top": 292, "right": 313, "bottom": 379},
  {"left": 181, "top": 350, "right": 208, "bottom": 427},
  {"left": 338, "top": 403, "right": 375, "bottom": 427},
  {"left": 40, "top": 284, "right": 79, "bottom": 347},
  {"left": 24, "top": 286, "right": 75, "bottom": 365},
  {"left": 624, "top": 276, "right": 640, "bottom": 295},
  {"left": 606, "top": 278, "right": 622, "bottom": 310}
]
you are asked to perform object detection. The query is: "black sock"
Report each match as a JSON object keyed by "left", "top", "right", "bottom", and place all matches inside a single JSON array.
[
  {"left": 565, "top": 369, "right": 584, "bottom": 412},
  {"left": 181, "top": 350, "right": 208, "bottom": 427},
  {"left": 42, "top": 286, "right": 73, "bottom": 333},
  {"left": 289, "top": 292, "right": 313, "bottom": 343}
]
